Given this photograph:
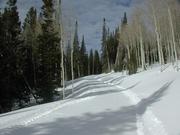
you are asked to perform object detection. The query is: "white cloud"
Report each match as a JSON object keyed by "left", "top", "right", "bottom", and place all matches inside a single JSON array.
[
  {"left": 0, "top": 0, "right": 144, "bottom": 51},
  {"left": 62, "top": 0, "right": 137, "bottom": 51}
]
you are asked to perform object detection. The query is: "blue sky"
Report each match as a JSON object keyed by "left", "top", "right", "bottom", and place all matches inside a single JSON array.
[{"left": 0, "top": 0, "right": 142, "bottom": 51}]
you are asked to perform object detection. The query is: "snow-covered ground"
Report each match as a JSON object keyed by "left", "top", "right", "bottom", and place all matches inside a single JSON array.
[{"left": 0, "top": 64, "right": 180, "bottom": 135}]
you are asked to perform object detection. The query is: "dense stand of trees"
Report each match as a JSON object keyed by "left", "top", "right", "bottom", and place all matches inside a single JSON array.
[
  {"left": 0, "top": 0, "right": 179, "bottom": 113},
  {"left": 0, "top": 0, "right": 102, "bottom": 113},
  {"left": 101, "top": 0, "right": 180, "bottom": 74}
]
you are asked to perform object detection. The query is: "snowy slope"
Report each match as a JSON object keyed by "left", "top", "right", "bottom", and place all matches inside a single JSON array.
[{"left": 0, "top": 64, "right": 180, "bottom": 135}]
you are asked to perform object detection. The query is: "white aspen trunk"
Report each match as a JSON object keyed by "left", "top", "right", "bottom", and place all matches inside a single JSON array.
[
  {"left": 71, "top": 48, "right": 74, "bottom": 93},
  {"left": 127, "top": 44, "right": 130, "bottom": 60},
  {"left": 136, "top": 45, "right": 140, "bottom": 67},
  {"left": 61, "top": 37, "right": 65, "bottom": 99},
  {"left": 160, "top": 43, "right": 165, "bottom": 65},
  {"left": 115, "top": 45, "right": 120, "bottom": 67},
  {"left": 168, "top": 7, "right": 178, "bottom": 70},
  {"left": 170, "top": 40, "right": 175, "bottom": 64},
  {"left": 138, "top": 46, "right": 141, "bottom": 67},
  {"left": 167, "top": 39, "right": 171, "bottom": 63},
  {"left": 139, "top": 27, "right": 145, "bottom": 70},
  {"left": 70, "top": 32, "right": 74, "bottom": 93},
  {"left": 152, "top": 7, "right": 164, "bottom": 71}
]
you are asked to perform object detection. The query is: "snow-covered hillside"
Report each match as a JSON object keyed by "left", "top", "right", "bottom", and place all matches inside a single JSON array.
[{"left": 0, "top": 65, "right": 180, "bottom": 135}]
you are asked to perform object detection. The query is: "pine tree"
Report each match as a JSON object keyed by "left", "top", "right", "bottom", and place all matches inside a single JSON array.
[
  {"left": 0, "top": 10, "right": 5, "bottom": 113},
  {"left": 106, "top": 31, "right": 118, "bottom": 70},
  {"left": 80, "top": 35, "right": 88, "bottom": 76},
  {"left": 89, "top": 49, "right": 94, "bottom": 75},
  {"left": 37, "top": 0, "right": 60, "bottom": 102},
  {"left": 22, "top": 7, "right": 39, "bottom": 101},
  {"left": 115, "top": 12, "right": 128, "bottom": 72},
  {"left": 0, "top": 0, "right": 30, "bottom": 112},
  {"left": 73, "top": 21, "right": 81, "bottom": 78},
  {"left": 65, "top": 40, "right": 72, "bottom": 80},
  {"left": 101, "top": 18, "right": 110, "bottom": 72},
  {"left": 94, "top": 50, "right": 102, "bottom": 74}
]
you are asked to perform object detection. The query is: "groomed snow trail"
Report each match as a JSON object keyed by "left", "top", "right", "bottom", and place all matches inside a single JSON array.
[
  {"left": 0, "top": 71, "right": 173, "bottom": 135},
  {"left": 24, "top": 96, "right": 96, "bottom": 126},
  {"left": 96, "top": 74, "right": 168, "bottom": 135}
]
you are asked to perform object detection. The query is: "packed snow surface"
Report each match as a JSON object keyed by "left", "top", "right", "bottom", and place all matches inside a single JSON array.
[{"left": 0, "top": 64, "right": 180, "bottom": 135}]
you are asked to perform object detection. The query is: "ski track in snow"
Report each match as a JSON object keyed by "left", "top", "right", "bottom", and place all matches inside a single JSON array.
[
  {"left": 0, "top": 72, "right": 169, "bottom": 135},
  {"left": 0, "top": 97, "right": 95, "bottom": 129},
  {"left": 97, "top": 75, "right": 168, "bottom": 135},
  {"left": 23, "top": 96, "right": 95, "bottom": 126}
]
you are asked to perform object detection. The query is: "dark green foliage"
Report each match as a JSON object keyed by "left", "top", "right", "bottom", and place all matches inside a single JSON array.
[
  {"left": 114, "top": 12, "right": 128, "bottom": 72},
  {"left": 36, "top": 0, "right": 61, "bottom": 102},
  {"left": 22, "top": 7, "right": 39, "bottom": 101},
  {"left": 89, "top": 49, "right": 94, "bottom": 75},
  {"left": 0, "top": 0, "right": 30, "bottom": 113},
  {"left": 94, "top": 50, "right": 102, "bottom": 74},
  {"left": 73, "top": 21, "right": 81, "bottom": 78},
  {"left": 80, "top": 36, "right": 88, "bottom": 76},
  {"left": 101, "top": 18, "right": 109, "bottom": 72},
  {"left": 127, "top": 49, "right": 138, "bottom": 75},
  {"left": 65, "top": 40, "right": 72, "bottom": 80},
  {"left": 122, "top": 12, "right": 127, "bottom": 24},
  {"left": 100, "top": 12, "right": 139, "bottom": 75},
  {"left": 106, "top": 31, "right": 119, "bottom": 69}
]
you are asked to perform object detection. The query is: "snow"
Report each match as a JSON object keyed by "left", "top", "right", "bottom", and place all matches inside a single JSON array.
[{"left": 1, "top": 64, "right": 180, "bottom": 135}]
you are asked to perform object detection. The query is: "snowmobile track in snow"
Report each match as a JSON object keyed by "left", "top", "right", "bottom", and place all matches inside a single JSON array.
[{"left": 96, "top": 74, "right": 168, "bottom": 135}]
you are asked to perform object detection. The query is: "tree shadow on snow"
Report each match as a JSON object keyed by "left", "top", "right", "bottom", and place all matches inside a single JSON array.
[{"left": 0, "top": 81, "right": 172, "bottom": 135}]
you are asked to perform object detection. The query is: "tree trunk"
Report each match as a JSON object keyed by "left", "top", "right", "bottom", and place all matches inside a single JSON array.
[
  {"left": 168, "top": 7, "right": 178, "bottom": 70},
  {"left": 139, "top": 27, "right": 145, "bottom": 70},
  {"left": 152, "top": 7, "right": 164, "bottom": 70}
]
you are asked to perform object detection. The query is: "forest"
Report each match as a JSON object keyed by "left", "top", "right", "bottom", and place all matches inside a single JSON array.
[{"left": 0, "top": 0, "right": 180, "bottom": 113}]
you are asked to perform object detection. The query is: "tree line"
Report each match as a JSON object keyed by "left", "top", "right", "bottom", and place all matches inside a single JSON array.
[
  {"left": 101, "top": 0, "right": 180, "bottom": 74},
  {"left": 0, "top": 0, "right": 102, "bottom": 113},
  {"left": 0, "top": 0, "right": 179, "bottom": 113}
]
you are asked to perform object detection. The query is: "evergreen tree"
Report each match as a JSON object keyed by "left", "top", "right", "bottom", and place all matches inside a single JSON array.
[
  {"left": 73, "top": 21, "right": 81, "bottom": 78},
  {"left": 22, "top": 7, "right": 39, "bottom": 101},
  {"left": 0, "top": 0, "right": 30, "bottom": 112},
  {"left": 106, "top": 31, "right": 118, "bottom": 70},
  {"left": 122, "top": 12, "right": 127, "bottom": 24},
  {"left": 80, "top": 35, "right": 88, "bottom": 76},
  {"left": 115, "top": 12, "right": 128, "bottom": 72},
  {"left": 37, "top": 0, "right": 60, "bottom": 102},
  {"left": 101, "top": 18, "right": 110, "bottom": 72},
  {"left": 128, "top": 49, "right": 138, "bottom": 75},
  {"left": 89, "top": 49, "right": 94, "bottom": 75},
  {"left": 94, "top": 50, "right": 102, "bottom": 74},
  {"left": 65, "top": 40, "right": 72, "bottom": 80}
]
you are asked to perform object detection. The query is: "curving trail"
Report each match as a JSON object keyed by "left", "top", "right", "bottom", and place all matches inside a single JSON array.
[
  {"left": 96, "top": 73, "right": 168, "bottom": 135},
  {"left": 0, "top": 71, "right": 171, "bottom": 135}
]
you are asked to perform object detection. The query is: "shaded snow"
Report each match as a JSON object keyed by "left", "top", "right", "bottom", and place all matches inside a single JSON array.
[{"left": 0, "top": 64, "right": 180, "bottom": 135}]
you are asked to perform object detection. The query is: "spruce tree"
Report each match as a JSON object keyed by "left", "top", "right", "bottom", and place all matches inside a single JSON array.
[
  {"left": 101, "top": 18, "right": 110, "bottom": 72},
  {"left": 73, "top": 21, "right": 80, "bottom": 78},
  {"left": 94, "top": 50, "right": 102, "bottom": 74},
  {"left": 37, "top": 0, "right": 60, "bottom": 102},
  {"left": 115, "top": 12, "right": 128, "bottom": 72},
  {"left": 65, "top": 40, "right": 72, "bottom": 80},
  {"left": 22, "top": 7, "right": 39, "bottom": 101},
  {"left": 80, "top": 35, "right": 88, "bottom": 76},
  {"left": 89, "top": 49, "right": 94, "bottom": 75},
  {"left": 0, "top": 0, "right": 30, "bottom": 112}
]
